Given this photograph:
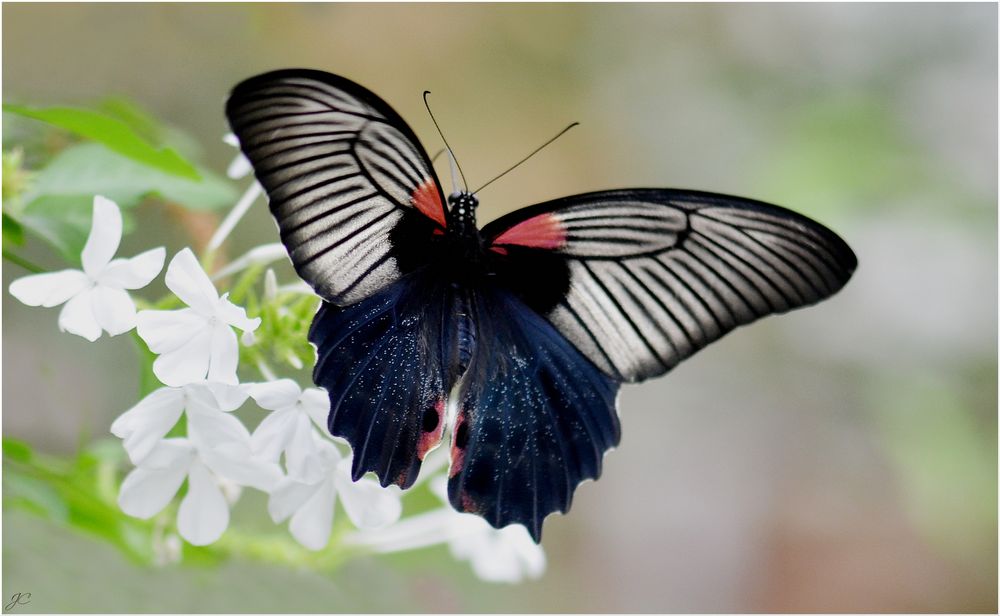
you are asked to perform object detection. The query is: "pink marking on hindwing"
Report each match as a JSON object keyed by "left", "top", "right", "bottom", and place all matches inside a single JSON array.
[
  {"left": 490, "top": 213, "right": 567, "bottom": 252},
  {"left": 416, "top": 399, "right": 446, "bottom": 460},
  {"left": 448, "top": 411, "right": 469, "bottom": 478}
]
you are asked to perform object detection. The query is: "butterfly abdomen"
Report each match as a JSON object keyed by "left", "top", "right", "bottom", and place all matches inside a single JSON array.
[{"left": 455, "top": 292, "right": 476, "bottom": 375}]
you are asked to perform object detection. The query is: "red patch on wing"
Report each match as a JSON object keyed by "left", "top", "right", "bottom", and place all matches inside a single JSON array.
[
  {"left": 410, "top": 179, "right": 447, "bottom": 228},
  {"left": 448, "top": 412, "right": 468, "bottom": 478},
  {"left": 460, "top": 491, "right": 480, "bottom": 514},
  {"left": 416, "top": 399, "right": 446, "bottom": 461},
  {"left": 490, "top": 213, "right": 567, "bottom": 251}
]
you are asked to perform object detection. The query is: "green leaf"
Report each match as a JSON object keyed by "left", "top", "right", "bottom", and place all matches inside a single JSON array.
[
  {"left": 3, "top": 211, "right": 24, "bottom": 245},
  {"left": 17, "top": 195, "right": 94, "bottom": 263},
  {"left": 4, "top": 473, "right": 71, "bottom": 522},
  {"left": 98, "top": 97, "right": 205, "bottom": 163},
  {"left": 97, "top": 98, "right": 166, "bottom": 146},
  {"left": 18, "top": 143, "right": 236, "bottom": 262},
  {"left": 3, "top": 437, "right": 34, "bottom": 463},
  {"left": 3, "top": 103, "right": 201, "bottom": 180},
  {"left": 25, "top": 142, "right": 235, "bottom": 209}
]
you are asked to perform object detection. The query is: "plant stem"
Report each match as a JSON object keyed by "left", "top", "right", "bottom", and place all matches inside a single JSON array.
[{"left": 2, "top": 249, "right": 44, "bottom": 273}]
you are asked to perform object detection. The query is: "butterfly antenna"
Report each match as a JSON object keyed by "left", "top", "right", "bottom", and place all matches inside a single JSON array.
[
  {"left": 447, "top": 149, "right": 461, "bottom": 195},
  {"left": 472, "top": 122, "right": 580, "bottom": 195},
  {"left": 423, "top": 91, "right": 468, "bottom": 192}
]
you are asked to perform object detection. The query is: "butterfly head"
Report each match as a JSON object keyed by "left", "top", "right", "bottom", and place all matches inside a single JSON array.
[{"left": 446, "top": 191, "right": 479, "bottom": 235}]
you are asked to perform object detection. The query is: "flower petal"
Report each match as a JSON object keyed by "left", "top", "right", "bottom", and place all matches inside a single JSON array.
[
  {"left": 224, "top": 133, "right": 253, "bottom": 179},
  {"left": 202, "top": 444, "right": 282, "bottom": 492},
  {"left": 344, "top": 508, "right": 459, "bottom": 553},
  {"left": 335, "top": 460, "right": 402, "bottom": 529},
  {"left": 92, "top": 286, "right": 137, "bottom": 336},
  {"left": 177, "top": 460, "right": 230, "bottom": 546},
  {"left": 299, "top": 388, "right": 331, "bottom": 432},
  {"left": 206, "top": 324, "right": 239, "bottom": 385},
  {"left": 289, "top": 478, "right": 336, "bottom": 550},
  {"left": 150, "top": 324, "right": 212, "bottom": 386},
  {"left": 164, "top": 248, "right": 219, "bottom": 314},
  {"left": 81, "top": 196, "right": 122, "bottom": 278},
  {"left": 187, "top": 402, "right": 252, "bottom": 448},
  {"left": 250, "top": 408, "right": 295, "bottom": 461},
  {"left": 267, "top": 478, "right": 319, "bottom": 523},
  {"left": 188, "top": 407, "right": 282, "bottom": 491},
  {"left": 100, "top": 247, "right": 166, "bottom": 290},
  {"left": 136, "top": 308, "right": 206, "bottom": 354},
  {"left": 449, "top": 523, "right": 546, "bottom": 584},
  {"left": 227, "top": 154, "right": 253, "bottom": 180},
  {"left": 140, "top": 437, "right": 194, "bottom": 469},
  {"left": 247, "top": 379, "right": 301, "bottom": 411},
  {"left": 9, "top": 270, "right": 90, "bottom": 307},
  {"left": 215, "top": 296, "right": 261, "bottom": 333},
  {"left": 110, "top": 387, "right": 186, "bottom": 465},
  {"left": 58, "top": 289, "right": 101, "bottom": 341},
  {"left": 118, "top": 440, "right": 192, "bottom": 519},
  {"left": 199, "top": 381, "right": 249, "bottom": 413},
  {"left": 202, "top": 447, "right": 283, "bottom": 491},
  {"left": 285, "top": 413, "right": 325, "bottom": 484}
]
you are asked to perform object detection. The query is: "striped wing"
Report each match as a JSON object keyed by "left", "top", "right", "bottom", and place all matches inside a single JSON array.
[
  {"left": 226, "top": 69, "right": 447, "bottom": 305},
  {"left": 482, "top": 189, "right": 857, "bottom": 382}
]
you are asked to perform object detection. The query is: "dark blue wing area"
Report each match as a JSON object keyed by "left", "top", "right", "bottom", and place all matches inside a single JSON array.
[
  {"left": 448, "top": 286, "right": 621, "bottom": 542},
  {"left": 309, "top": 273, "right": 459, "bottom": 488}
]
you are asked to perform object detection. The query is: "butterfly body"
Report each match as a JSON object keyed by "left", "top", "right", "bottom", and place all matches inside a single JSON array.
[
  {"left": 443, "top": 191, "right": 480, "bottom": 240},
  {"left": 226, "top": 69, "right": 857, "bottom": 542}
]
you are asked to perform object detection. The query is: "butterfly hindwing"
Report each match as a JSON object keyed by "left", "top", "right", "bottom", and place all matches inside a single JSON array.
[
  {"left": 309, "top": 272, "right": 461, "bottom": 488},
  {"left": 226, "top": 69, "right": 447, "bottom": 305},
  {"left": 483, "top": 189, "right": 857, "bottom": 382},
  {"left": 448, "top": 285, "right": 621, "bottom": 542}
]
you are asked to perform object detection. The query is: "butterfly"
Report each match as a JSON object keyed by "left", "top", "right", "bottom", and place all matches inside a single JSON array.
[{"left": 225, "top": 69, "right": 857, "bottom": 542}]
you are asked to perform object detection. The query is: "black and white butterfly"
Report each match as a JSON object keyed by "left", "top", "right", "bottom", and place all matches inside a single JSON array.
[{"left": 225, "top": 69, "right": 857, "bottom": 542}]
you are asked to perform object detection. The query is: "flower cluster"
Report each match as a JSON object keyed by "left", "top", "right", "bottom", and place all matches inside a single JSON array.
[{"left": 8, "top": 137, "right": 545, "bottom": 583}]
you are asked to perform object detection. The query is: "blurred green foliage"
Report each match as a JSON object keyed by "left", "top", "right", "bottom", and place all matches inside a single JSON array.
[
  {"left": 3, "top": 104, "right": 201, "bottom": 179},
  {"left": 0, "top": 99, "right": 397, "bottom": 575},
  {"left": 2, "top": 103, "right": 235, "bottom": 264}
]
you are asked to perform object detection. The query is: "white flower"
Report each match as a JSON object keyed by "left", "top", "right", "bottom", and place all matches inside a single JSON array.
[
  {"left": 446, "top": 517, "right": 546, "bottom": 584},
  {"left": 346, "top": 475, "right": 546, "bottom": 583},
  {"left": 247, "top": 379, "right": 330, "bottom": 483},
  {"left": 184, "top": 398, "right": 283, "bottom": 492},
  {"left": 9, "top": 195, "right": 165, "bottom": 341},
  {"left": 223, "top": 133, "right": 252, "bottom": 179},
  {"left": 268, "top": 435, "right": 402, "bottom": 550},
  {"left": 110, "top": 381, "right": 249, "bottom": 466},
  {"left": 118, "top": 406, "right": 282, "bottom": 546},
  {"left": 118, "top": 438, "right": 229, "bottom": 546},
  {"left": 136, "top": 248, "right": 260, "bottom": 387}
]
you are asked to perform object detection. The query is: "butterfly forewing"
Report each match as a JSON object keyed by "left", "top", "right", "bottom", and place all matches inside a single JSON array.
[
  {"left": 226, "top": 69, "right": 447, "bottom": 305},
  {"left": 483, "top": 189, "right": 857, "bottom": 382}
]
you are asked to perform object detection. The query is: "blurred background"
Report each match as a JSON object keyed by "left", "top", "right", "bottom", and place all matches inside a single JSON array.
[{"left": 2, "top": 3, "right": 996, "bottom": 612}]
